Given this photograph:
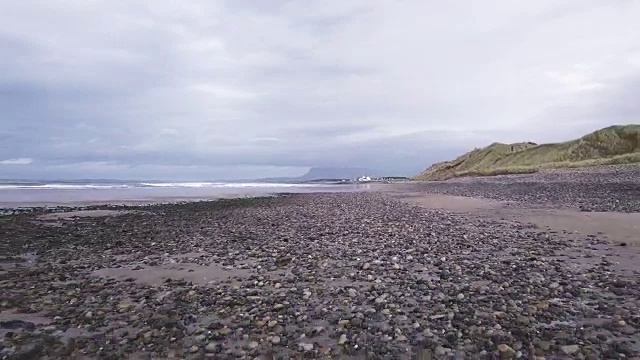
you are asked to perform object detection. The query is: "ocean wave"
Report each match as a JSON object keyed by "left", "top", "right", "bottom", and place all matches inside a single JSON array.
[{"left": 0, "top": 182, "right": 329, "bottom": 190}]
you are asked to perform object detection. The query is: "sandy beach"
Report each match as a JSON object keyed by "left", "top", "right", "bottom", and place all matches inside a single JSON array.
[{"left": 1, "top": 166, "right": 640, "bottom": 359}]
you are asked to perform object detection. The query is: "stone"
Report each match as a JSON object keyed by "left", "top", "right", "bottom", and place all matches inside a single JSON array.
[
  {"left": 498, "top": 344, "right": 516, "bottom": 359},
  {"left": 299, "top": 343, "right": 313, "bottom": 352},
  {"left": 248, "top": 341, "right": 259, "bottom": 349},
  {"left": 271, "top": 336, "right": 281, "bottom": 344},
  {"left": 205, "top": 342, "right": 218, "bottom": 353},
  {"left": 493, "top": 311, "right": 507, "bottom": 319},
  {"left": 416, "top": 348, "right": 433, "bottom": 360},
  {"left": 189, "top": 345, "right": 199, "bottom": 353},
  {"left": 621, "top": 325, "right": 636, "bottom": 335},
  {"left": 435, "top": 346, "right": 449, "bottom": 357},
  {"left": 338, "top": 334, "right": 348, "bottom": 345},
  {"left": 560, "top": 345, "right": 579, "bottom": 355}
]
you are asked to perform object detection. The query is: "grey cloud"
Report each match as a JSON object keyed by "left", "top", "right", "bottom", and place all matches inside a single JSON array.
[{"left": 1, "top": 0, "right": 639, "bottom": 180}]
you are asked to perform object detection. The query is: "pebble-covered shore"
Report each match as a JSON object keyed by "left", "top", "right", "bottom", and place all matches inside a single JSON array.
[
  {"left": 407, "top": 165, "right": 640, "bottom": 213},
  {"left": 1, "top": 167, "right": 640, "bottom": 359}
]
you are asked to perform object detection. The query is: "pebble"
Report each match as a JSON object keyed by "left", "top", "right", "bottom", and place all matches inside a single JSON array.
[
  {"left": 299, "top": 343, "right": 314, "bottom": 352},
  {"left": 498, "top": 344, "right": 516, "bottom": 358},
  {"left": 560, "top": 345, "right": 580, "bottom": 355},
  {"left": 205, "top": 343, "right": 217, "bottom": 353}
]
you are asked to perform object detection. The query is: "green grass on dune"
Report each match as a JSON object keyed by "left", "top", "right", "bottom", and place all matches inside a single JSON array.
[{"left": 414, "top": 125, "right": 640, "bottom": 181}]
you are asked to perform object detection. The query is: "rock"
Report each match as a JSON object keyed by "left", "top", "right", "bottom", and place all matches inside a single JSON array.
[
  {"left": 12, "top": 342, "right": 43, "bottom": 359},
  {"left": 498, "top": 344, "right": 516, "bottom": 359},
  {"left": 273, "top": 303, "right": 285, "bottom": 310},
  {"left": 248, "top": 341, "right": 259, "bottom": 349},
  {"left": 271, "top": 336, "right": 281, "bottom": 344},
  {"left": 435, "top": 346, "right": 449, "bottom": 357},
  {"left": 84, "top": 311, "right": 93, "bottom": 319},
  {"left": 299, "top": 343, "right": 314, "bottom": 352},
  {"left": 456, "top": 293, "right": 464, "bottom": 300},
  {"left": 416, "top": 348, "right": 433, "bottom": 360},
  {"left": 538, "top": 341, "right": 552, "bottom": 351},
  {"left": 535, "top": 301, "right": 549, "bottom": 310},
  {"left": 362, "top": 263, "right": 371, "bottom": 270},
  {"left": 493, "top": 311, "right": 507, "bottom": 319},
  {"left": 205, "top": 342, "right": 218, "bottom": 353},
  {"left": 621, "top": 325, "right": 636, "bottom": 335},
  {"left": 189, "top": 345, "right": 200, "bottom": 353},
  {"left": 560, "top": 345, "right": 580, "bottom": 355},
  {"left": 275, "top": 256, "right": 293, "bottom": 267},
  {"left": 338, "top": 334, "right": 348, "bottom": 345},
  {"left": 516, "top": 315, "right": 531, "bottom": 325}
]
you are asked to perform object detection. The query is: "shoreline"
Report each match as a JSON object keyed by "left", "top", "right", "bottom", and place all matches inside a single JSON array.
[
  {"left": 0, "top": 193, "right": 275, "bottom": 211},
  {"left": 0, "top": 184, "right": 376, "bottom": 210}
]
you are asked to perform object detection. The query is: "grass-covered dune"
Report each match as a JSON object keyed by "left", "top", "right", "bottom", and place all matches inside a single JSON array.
[{"left": 414, "top": 124, "right": 640, "bottom": 181}]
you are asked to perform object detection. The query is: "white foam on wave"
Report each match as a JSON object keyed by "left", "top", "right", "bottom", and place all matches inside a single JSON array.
[
  {"left": 140, "top": 182, "right": 223, "bottom": 188},
  {"left": 0, "top": 184, "right": 133, "bottom": 190},
  {"left": 141, "top": 182, "right": 325, "bottom": 188}
]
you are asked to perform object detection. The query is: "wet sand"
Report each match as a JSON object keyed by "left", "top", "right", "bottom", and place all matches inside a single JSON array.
[{"left": 385, "top": 192, "right": 640, "bottom": 246}]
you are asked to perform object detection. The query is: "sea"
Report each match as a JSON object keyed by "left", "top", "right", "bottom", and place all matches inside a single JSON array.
[{"left": 0, "top": 179, "right": 371, "bottom": 208}]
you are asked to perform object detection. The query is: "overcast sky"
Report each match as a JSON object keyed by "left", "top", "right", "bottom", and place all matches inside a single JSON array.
[{"left": 1, "top": 0, "right": 639, "bottom": 180}]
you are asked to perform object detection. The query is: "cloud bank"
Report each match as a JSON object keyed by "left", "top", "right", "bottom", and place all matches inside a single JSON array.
[{"left": 1, "top": 0, "right": 639, "bottom": 179}]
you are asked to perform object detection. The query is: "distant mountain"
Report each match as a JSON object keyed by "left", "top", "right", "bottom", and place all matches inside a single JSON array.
[
  {"left": 257, "top": 167, "right": 391, "bottom": 183},
  {"left": 414, "top": 124, "right": 640, "bottom": 181}
]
